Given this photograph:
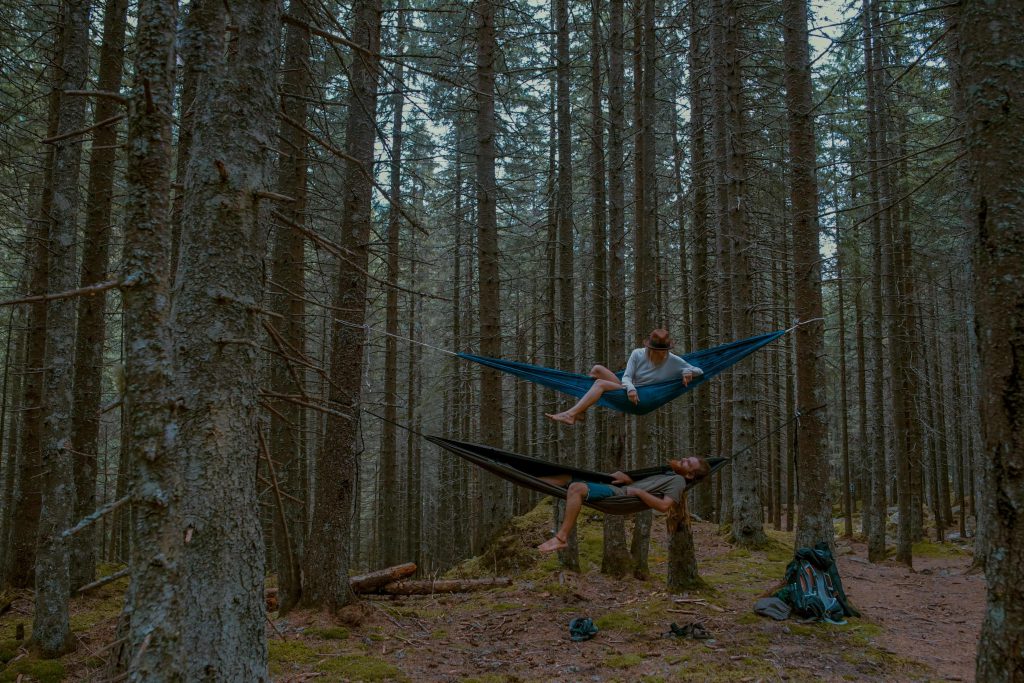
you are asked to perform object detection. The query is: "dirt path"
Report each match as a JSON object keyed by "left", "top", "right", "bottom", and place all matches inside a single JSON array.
[
  {"left": 1, "top": 509, "right": 988, "bottom": 682},
  {"left": 838, "top": 542, "right": 985, "bottom": 682}
]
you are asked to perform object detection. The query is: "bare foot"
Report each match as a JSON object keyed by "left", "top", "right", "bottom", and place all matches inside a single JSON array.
[
  {"left": 537, "top": 534, "right": 568, "bottom": 553},
  {"left": 545, "top": 412, "right": 577, "bottom": 426}
]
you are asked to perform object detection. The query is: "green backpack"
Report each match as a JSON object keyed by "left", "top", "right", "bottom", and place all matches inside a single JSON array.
[{"left": 775, "top": 542, "right": 859, "bottom": 622}]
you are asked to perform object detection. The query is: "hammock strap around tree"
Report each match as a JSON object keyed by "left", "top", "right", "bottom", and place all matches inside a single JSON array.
[{"left": 458, "top": 329, "right": 788, "bottom": 416}]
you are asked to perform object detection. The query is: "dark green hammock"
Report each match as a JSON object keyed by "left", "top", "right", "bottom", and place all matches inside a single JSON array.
[
  {"left": 424, "top": 434, "right": 727, "bottom": 515},
  {"left": 458, "top": 330, "right": 786, "bottom": 416}
]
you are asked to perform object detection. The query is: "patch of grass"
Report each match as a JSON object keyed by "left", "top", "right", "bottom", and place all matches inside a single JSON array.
[
  {"left": 0, "top": 641, "right": 20, "bottom": 665},
  {"left": 639, "top": 676, "right": 666, "bottom": 683},
  {"left": 595, "top": 611, "right": 645, "bottom": 633},
  {"left": 306, "top": 626, "right": 350, "bottom": 640},
  {"left": 268, "top": 639, "right": 319, "bottom": 664},
  {"left": 912, "top": 540, "right": 968, "bottom": 559},
  {"left": 430, "top": 629, "right": 447, "bottom": 639},
  {"left": 69, "top": 597, "right": 123, "bottom": 632},
  {"left": 450, "top": 500, "right": 552, "bottom": 578},
  {"left": 461, "top": 675, "right": 518, "bottom": 683},
  {"left": 0, "top": 658, "right": 65, "bottom": 683},
  {"left": 316, "top": 654, "right": 404, "bottom": 682},
  {"left": 735, "top": 611, "right": 762, "bottom": 625},
  {"left": 604, "top": 653, "right": 643, "bottom": 668}
]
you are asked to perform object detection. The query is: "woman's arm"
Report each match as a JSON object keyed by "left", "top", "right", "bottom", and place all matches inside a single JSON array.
[
  {"left": 671, "top": 354, "right": 704, "bottom": 386},
  {"left": 621, "top": 349, "right": 641, "bottom": 395},
  {"left": 626, "top": 486, "right": 674, "bottom": 513}
]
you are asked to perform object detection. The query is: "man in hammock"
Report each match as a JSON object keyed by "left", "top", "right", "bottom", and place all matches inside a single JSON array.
[
  {"left": 545, "top": 328, "right": 703, "bottom": 425},
  {"left": 536, "top": 456, "right": 712, "bottom": 552}
]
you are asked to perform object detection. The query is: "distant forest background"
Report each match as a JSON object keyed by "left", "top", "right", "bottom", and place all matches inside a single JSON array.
[{"left": 0, "top": 0, "right": 1020, "bottom": 678}]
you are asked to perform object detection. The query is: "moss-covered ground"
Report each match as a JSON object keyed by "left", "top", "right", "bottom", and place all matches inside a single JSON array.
[{"left": 0, "top": 506, "right": 983, "bottom": 681}]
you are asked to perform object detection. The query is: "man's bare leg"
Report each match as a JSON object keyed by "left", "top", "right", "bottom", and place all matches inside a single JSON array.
[
  {"left": 538, "top": 482, "right": 588, "bottom": 552},
  {"left": 537, "top": 473, "right": 572, "bottom": 487}
]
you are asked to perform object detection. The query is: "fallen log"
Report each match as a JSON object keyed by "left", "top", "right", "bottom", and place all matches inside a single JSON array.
[
  {"left": 376, "top": 577, "right": 512, "bottom": 595},
  {"left": 349, "top": 562, "right": 417, "bottom": 593}
]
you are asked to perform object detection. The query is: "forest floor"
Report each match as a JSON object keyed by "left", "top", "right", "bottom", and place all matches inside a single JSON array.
[{"left": 0, "top": 501, "right": 984, "bottom": 682}]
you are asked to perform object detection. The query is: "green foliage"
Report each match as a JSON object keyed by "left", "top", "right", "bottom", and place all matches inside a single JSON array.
[
  {"left": 0, "top": 641, "right": 19, "bottom": 666},
  {"left": 0, "top": 657, "right": 65, "bottom": 683},
  {"left": 912, "top": 541, "right": 969, "bottom": 559},
  {"left": 594, "top": 611, "right": 645, "bottom": 633},
  {"left": 449, "top": 500, "right": 552, "bottom": 578},
  {"left": 316, "top": 654, "right": 404, "bottom": 682},
  {"left": 305, "top": 626, "right": 350, "bottom": 640},
  {"left": 604, "top": 653, "right": 643, "bottom": 668},
  {"left": 268, "top": 638, "right": 319, "bottom": 676}
]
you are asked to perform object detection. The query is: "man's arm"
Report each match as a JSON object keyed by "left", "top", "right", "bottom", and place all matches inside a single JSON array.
[
  {"left": 609, "top": 471, "right": 634, "bottom": 485},
  {"left": 626, "top": 486, "right": 674, "bottom": 513}
]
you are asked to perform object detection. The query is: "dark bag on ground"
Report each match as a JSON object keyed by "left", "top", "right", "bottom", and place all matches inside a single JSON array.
[{"left": 774, "top": 542, "right": 860, "bottom": 622}]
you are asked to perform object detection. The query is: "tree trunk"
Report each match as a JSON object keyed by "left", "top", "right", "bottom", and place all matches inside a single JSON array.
[
  {"left": 862, "top": 0, "right": 887, "bottom": 563},
  {"left": 602, "top": 0, "right": 630, "bottom": 578},
  {"left": 268, "top": 0, "right": 313, "bottom": 615},
  {"left": 69, "top": 0, "right": 128, "bottom": 593},
  {"left": 379, "top": 0, "right": 406, "bottom": 569},
  {"left": 783, "top": 0, "right": 833, "bottom": 551},
  {"left": 34, "top": 0, "right": 91, "bottom": 657},
  {"left": 8, "top": 16, "right": 64, "bottom": 592},
  {"left": 960, "top": 0, "right": 1024, "bottom": 677},
  {"left": 303, "top": 0, "right": 381, "bottom": 610},
  {"left": 713, "top": 0, "right": 763, "bottom": 547},
  {"left": 118, "top": 0, "right": 180, "bottom": 675},
  {"left": 688, "top": 0, "right": 713, "bottom": 520},
  {"left": 172, "top": 1, "right": 280, "bottom": 676},
  {"left": 474, "top": 0, "right": 505, "bottom": 550}
]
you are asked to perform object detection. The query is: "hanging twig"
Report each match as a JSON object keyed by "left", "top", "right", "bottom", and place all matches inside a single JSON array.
[
  {"left": 0, "top": 276, "right": 126, "bottom": 307},
  {"left": 270, "top": 211, "right": 448, "bottom": 301},
  {"left": 76, "top": 567, "right": 129, "bottom": 594},
  {"left": 259, "top": 392, "right": 355, "bottom": 421},
  {"left": 257, "top": 428, "right": 297, "bottom": 598},
  {"left": 62, "top": 495, "right": 131, "bottom": 539},
  {"left": 65, "top": 90, "right": 129, "bottom": 104},
  {"left": 275, "top": 115, "right": 429, "bottom": 236},
  {"left": 42, "top": 113, "right": 127, "bottom": 144}
]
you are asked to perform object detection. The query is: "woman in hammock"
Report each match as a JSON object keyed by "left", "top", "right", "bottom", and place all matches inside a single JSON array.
[
  {"left": 536, "top": 456, "right": 712, "bottom": 552},
  {"left": 545, "top": 328, "right": 704, "bottom": 426}
]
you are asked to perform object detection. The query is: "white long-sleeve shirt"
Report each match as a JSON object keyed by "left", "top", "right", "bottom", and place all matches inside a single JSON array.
[{"left": 620, "top": 348, "right": 703, "bottom": 394}]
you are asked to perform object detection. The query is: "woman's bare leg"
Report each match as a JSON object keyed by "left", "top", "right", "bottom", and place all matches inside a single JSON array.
[{"left": 545, "top": 365, "right": 623, "bottom": 426}]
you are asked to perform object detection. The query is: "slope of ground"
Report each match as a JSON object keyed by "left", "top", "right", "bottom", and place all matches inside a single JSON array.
[{"left": 0, "top": 503, "right": 985, "bottom": 682}]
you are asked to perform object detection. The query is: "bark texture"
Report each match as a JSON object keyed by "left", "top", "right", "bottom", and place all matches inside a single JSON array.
[
  {"left": 302, "top": 0, "right": 382, "bottom": 610},
  {"left": 269, "top": 0, "right": 312, "bottom": 613},
  {"left": 34, "top": 0, "right": 92, "bottom": 657},
  {"left": 70, "top": 0, "right": 128, "bottom": 591},
  {"left": 119, "top": 0, "right": 181, "bottom": 676},
  {"left": 474, "top": 0, "right": 505, "bottom": 550},
  {"left": 960, "top": 0, "right": 1024, "bottom": 678},
  {"left": 172, "top": 0, "right": 281, "bottom": 677},
  {"left": 784, "top": 0, "right": 834, "bottom": 551}
]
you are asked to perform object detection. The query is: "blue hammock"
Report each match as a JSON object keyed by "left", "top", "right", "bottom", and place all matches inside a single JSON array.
[{"left": 459, "top": 329, "right": 787, "bottom": 416}]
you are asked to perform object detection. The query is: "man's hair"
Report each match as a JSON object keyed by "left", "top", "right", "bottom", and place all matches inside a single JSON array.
[{"left": 689, "top": 457, "right": 711, "bottom": 482}]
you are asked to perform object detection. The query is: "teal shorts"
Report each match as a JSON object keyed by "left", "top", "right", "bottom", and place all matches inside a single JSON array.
[{"left": 583, "top": 482, "right": 619, "bottom": 501}]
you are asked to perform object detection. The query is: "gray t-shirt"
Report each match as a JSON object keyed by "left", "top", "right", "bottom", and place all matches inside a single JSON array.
[{"left": 628, "top": 473, "right": 689, "bottom": 504}]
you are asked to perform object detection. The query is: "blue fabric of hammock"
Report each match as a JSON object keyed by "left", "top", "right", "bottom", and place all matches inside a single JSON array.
[{"left": 458, "top": 329, "right": 786, "bottom": 416}]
